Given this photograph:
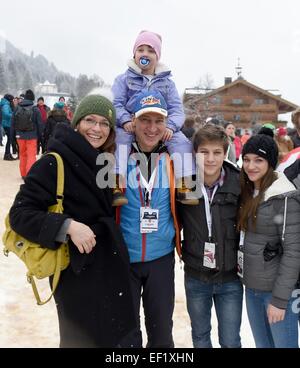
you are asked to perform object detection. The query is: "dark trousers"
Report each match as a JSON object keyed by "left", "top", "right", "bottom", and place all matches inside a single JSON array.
[
  {"left": 38, "top": 124, "right": 46, "bottom": 153},
  {"left": 10, "top": 126, "right": 18, "bottom": 155},
  {"left": 0, "top": 125, "right": 3, "bottom": 145},
  {"left": 120, "top": 252, "right": 175, "bottom": 348},
  {"left": 3, "top": 126, "right": 11, "bottom": 155}
]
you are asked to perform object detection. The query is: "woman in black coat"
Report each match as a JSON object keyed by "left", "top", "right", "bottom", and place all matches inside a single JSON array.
[{"left": 9, "top": 95, "right": 136, "bottom": 348}]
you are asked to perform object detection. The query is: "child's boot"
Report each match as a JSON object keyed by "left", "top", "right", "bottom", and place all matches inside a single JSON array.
[
  {"left": 177, "top": 176, "right": 199, "bottom": 205},
  {"left": 112, "top": 174, "right": 128, "bottom": 207}
]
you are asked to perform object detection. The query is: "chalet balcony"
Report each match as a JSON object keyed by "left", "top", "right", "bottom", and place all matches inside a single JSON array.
[{"left": 202, "top": 104, "right": 277, "bottom": 113}]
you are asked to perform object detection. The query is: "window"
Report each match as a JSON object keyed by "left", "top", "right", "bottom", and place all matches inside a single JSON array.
[
  {"left": 232, "top": 99, "right": 243, "bottom": 105},
  {"left": 233, "top": 114, "right": 241, "bottom": 121},
  {"left": 252, "top": 113, "right": 261, "bottom": 122},
  {"left": 255, "top": 99, "right": 267, "bottom": 105},
  {"left": 212, "top": 96, "right": 222, "bottom": 105}
]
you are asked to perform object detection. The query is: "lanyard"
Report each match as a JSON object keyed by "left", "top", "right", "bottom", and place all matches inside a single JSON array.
[
  {"left": 201, "top": 183, "right": 218, "bottom": 241},
  {"left": 136, "top": 155, "right": 161, "bottom": 206},
  {"left": 138, "top": 167, "right": 158, "bottom": 205}
]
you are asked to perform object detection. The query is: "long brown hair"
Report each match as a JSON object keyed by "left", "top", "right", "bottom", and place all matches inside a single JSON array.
[
  {"left": 100, "top": 129, "right": 116, "bottom": 154},
  {"left": 238, "top": 166, "right": 277, "bottom": 231}
]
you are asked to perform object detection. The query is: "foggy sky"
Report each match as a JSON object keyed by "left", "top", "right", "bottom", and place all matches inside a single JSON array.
[{"left": 1, "top": 0, "right": 300, "bottom": 107}]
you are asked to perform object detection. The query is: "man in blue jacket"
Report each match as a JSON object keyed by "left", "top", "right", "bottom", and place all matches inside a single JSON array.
[{"left": 118, "top": 90, "right": 181, "bottom": 348}]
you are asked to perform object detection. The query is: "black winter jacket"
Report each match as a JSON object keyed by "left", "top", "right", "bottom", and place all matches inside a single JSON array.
[
  {"left": 12, "top": 99, "right": 42, "bottom": 140},
  {"left": 44, "top": 109, "right": 70, "bottom": 149},
  {"left": 178, "top": 161, "right": 240, "bottom": 283}
]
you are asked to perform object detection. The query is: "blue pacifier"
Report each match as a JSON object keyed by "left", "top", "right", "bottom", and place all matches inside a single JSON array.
[{"left": 140, "top": 57, "right": 150, "bottom": 66}]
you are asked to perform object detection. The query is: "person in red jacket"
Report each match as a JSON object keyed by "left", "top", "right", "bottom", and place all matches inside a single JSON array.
[{"left": 37, "top": 97, "right": 50, "bottom": 153}]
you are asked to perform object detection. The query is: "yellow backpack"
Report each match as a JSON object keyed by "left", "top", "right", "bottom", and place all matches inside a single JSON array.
[{"left": 2, "top": 152, "right": 70, "bottom": 305}]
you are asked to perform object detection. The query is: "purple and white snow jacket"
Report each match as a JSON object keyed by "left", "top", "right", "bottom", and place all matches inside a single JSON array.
[{"left": 112, "top": 60, "right": 185, "bottom": 132}]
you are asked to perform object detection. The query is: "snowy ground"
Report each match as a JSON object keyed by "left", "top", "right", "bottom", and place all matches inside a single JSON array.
[{"left": 0, "top": 142, "right": 255, "bottom": 348}]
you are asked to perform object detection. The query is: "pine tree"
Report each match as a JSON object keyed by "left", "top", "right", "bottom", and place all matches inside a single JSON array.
[
  {"left": 0, "top": 54, "right": 8, "bottom": 94},
  {"left": 8, "top": 60, "right": 19, "bottom": 95},
  {"left": 55, "top": 75, "right": 62, "bottom": 91},
  {"left": 22, "top": 69, "right": 34, "bottom": 92},
  {"left": 68, "top": 93, "right": 78, "bottom": 113},
  {"left": 76, "top": 74, "right": 91, "bottom": 99},
  {"left": 90, "top": 74, "right": 104, "bottom": 89}
]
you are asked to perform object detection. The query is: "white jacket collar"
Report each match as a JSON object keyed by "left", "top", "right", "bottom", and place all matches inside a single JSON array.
[
  {"left": 127, "top": 59, "right": 171, "bottom": 75},
  {"left": 264, "top": 171, "right": 296, "bottom": 201}
]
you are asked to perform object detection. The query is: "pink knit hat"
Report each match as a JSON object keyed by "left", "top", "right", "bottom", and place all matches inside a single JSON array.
[{"left": 133, "top": 30, "right": 162, "bottom": 60}]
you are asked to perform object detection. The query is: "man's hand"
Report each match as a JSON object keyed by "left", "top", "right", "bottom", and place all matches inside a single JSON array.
[
  {"left": 162, "top": 128, "right": 174, "bottom": 142},
  {"left": 267, "top": 304, "right": 286, "bottom": 324},
  {"left": 67, "top": 220, "right": 96, "bottom": 254},
  {"left": 123, "top": 121, "right": 135, "bottom": 133}
]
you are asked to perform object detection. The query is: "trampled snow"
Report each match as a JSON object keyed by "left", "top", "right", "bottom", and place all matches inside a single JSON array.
[{"left": 0, "top": 143, "right": 256, "bottom": 348}]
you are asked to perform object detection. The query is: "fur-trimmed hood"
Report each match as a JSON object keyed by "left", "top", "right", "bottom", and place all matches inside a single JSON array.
[
  {"left": 48, "top": 108, "right": 68, "bottom": 121},
  {"left": 264, "top": 171, "right": 296, "bottom": 202}
]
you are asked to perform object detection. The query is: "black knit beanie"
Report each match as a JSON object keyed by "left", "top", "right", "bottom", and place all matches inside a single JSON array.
[
  {"left": 4, "top": 94, "right": 14, "bottom": 102},
  {"left": 242, "top": 134, "right": 278, "bottom": 169},
  {"left": 257, "top": 126, "right": 274, "bottom": 138},
  {"left": 24, "top": 89, "right": 35, "bottom": 101}
]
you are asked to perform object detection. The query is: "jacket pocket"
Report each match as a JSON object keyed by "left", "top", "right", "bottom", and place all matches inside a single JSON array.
[
  {"left": 182, "top": 228, "right": 213, "bottom": 271},
  {"left": 263, "top": 255, "right": 280, "bottom": 280},
  {"left": 127, "top": 80, "right": 141, "bottom": 91},
  {"left": 126, "top": 79, "right": 143, "bottom": 99},
  {"left": 151, "top": 81, "right": 169, "bottom": 96},
  {"left": 182, "top": 231, "right": 204, "bottom": 259}
]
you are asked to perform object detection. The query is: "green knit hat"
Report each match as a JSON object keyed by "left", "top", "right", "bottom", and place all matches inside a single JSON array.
[
  {"left": 262, "top": 122, "right": 275, "bottom": 131},
  {"left": 72, "top": 94, "right": 116, "bottom": 128}
]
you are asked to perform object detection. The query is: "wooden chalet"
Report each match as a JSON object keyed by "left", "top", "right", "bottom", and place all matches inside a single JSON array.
[{"left": 183, "top": 77, "right": 298, "bottom": 130}]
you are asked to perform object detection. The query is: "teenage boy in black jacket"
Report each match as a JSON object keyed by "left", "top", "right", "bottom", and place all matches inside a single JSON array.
[{"left": 178, "top": 124, "right": 243, "bottom": 348}]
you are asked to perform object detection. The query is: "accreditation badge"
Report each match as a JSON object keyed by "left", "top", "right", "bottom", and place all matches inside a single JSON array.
[
  {"left": 203, "top": 242, "right": 216, "bottom": 269},
  {"left": 140, "top": 207, "right": 159, "bottom": 234},
  {"left": 237, "top": 250, "right": 244, "bottom": 278}
]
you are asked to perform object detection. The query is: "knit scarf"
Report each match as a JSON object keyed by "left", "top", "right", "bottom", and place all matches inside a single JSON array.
[{"left": 38, "top": 105, "right": 48, "bottom": 123}]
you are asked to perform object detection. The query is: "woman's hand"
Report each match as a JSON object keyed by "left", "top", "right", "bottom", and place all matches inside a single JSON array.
[
  {"left": 67, "top": 220, "right": 96, "bottom": 254},
  {"left": 123, "top": 121, "right": 135, "bottom": 133},
  {"left": 267, "top": 304, "right": 286, "bottom": 324},
  {"left": 162, "top": 128, "right": 174, "bottom": 142}
]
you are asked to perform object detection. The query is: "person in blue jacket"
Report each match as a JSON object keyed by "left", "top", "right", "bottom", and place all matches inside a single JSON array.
[{"left": 0, "top": 94, "right": 15, "bottom": 160}]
